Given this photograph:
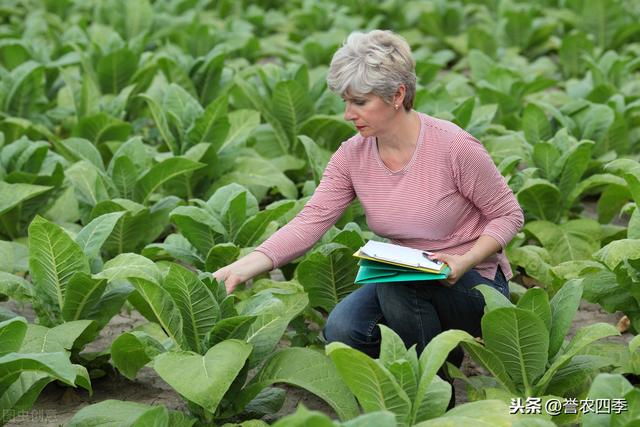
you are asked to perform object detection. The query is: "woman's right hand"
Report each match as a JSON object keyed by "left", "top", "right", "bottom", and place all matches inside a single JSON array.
[
  {"left": 212, "top": 266, "right": 248, "bottom": 294},
  {"left": 212, "top": 251, "right": 274, "bottom": 294}
]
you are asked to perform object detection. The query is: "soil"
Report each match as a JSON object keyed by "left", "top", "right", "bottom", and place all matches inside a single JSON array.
[{"left": 2, "top": 284, "right": 631, "bottom": 427}]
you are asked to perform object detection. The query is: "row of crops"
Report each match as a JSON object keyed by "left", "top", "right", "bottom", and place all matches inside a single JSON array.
[{"left": 1, "top": 0, "right": 640, "bottom": 425}]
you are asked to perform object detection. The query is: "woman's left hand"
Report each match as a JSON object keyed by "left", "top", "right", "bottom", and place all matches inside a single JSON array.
[{"left": 427, "top": 252, "right": 475, "bottom": 286}]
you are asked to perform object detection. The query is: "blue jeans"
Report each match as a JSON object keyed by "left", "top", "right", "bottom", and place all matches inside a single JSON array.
[{"left": 323, "top": 266, "right": 509, "bottom": 366}]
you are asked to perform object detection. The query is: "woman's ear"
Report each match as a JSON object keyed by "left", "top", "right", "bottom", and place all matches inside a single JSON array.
[{"left": 394, "top": 85, "right": 406, "bottom": 108}]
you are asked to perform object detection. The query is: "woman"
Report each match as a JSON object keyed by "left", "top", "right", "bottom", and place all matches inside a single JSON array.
[{"left": 214, "top": 30, "right": 523, "bottom": 381}]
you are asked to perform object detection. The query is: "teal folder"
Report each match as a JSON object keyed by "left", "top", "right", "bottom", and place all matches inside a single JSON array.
[{"left": 355, "top": 259, "right": 451, "bottom": 284}]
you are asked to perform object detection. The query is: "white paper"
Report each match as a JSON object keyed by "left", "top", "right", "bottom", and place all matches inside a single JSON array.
[{"left": 360, "top": 241, "right": 444, "bottom": 270}]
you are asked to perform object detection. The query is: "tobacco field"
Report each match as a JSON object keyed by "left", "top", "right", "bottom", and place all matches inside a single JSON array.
[{"left": 1, "top": 0, "right": 640, "bottom": 425}]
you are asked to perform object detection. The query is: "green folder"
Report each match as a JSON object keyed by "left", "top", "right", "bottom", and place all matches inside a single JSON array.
[{"left": 355, "top": 259, "right": 450, "bottom": 284}]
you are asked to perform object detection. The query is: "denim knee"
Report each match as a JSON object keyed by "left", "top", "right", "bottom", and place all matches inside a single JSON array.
[
  {"left": 324, "top": 309, "right": 381, "bottom": 347},
  {"left": 322, "top": 284, "right": 384, "bottom": 358}
]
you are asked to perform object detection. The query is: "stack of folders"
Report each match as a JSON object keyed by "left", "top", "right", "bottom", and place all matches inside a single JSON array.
[{"left": 353, "top": 240, "right": 450, "bottom": 284}]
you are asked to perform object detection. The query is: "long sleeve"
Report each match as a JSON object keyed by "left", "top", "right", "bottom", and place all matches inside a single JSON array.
[
  {"left": 255, "top": 143, "right": 356, "bottom": 268},
  {"left": 449, "top": 131, "right": 524, "bottom": 249}
]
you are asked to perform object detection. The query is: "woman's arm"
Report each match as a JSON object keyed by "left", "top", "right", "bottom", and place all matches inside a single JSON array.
[
  {"left": 214, "top": 142, "right": 356, "bottom": 293},
  {"left": 429, "top": 130, "right": 524, "bottom": 284},
  {"left": 429, "top": 235, "right": 502, "bottom": 285},
  {"left": 213, "top": 251, "right": 274, "bottom": 293}
]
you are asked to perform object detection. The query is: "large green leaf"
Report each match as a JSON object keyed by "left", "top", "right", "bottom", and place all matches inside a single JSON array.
[
  {"left": 85, "top": 285, "right": 132, "bottom": 330},
  {"left": 72, "top": 113, "right": 132, "bottom": 145},
  {"left": 459, "top": 339, "right": 517, "bottom": 394},
  {"left": 0, "top": 372, "right": 53, "bottom": 424},
  {"left": 272, "top": 80, "right": 314, "bottom": 145},
  {"left": 234, "top": 77, "right": 290, "bottom": 154},
  {"left": 569, "top": 0, "right": 625, "bottom": 49},
  {"left": 110, "top": 155, "right": 138, "bottom": 199},
  {"left": 205, "top": 243, "right": 240, "bottom": 273},
  {"left": 582, "top": 270, "right": 639, "bottom": 316},
  {"left": 388, "top": 359, "right": 418, "bottom": 405},
  {"left": 327, "top": 342, "right": 412, "bottom": 426},
  {"left": 582, "top": 373, "right": 635, "bottom": 427},
  {"left": 67, "top": 399, "right": 195, "bottom": 427},
  {"left": 240, "top": 287, "right": 308, "bottom": 368},
  {"left": 111, "top": 328, "right": 167, "bottom": 380},
  {"left": 593, "top": 239, "right": 640, "bottom": 271},
  {"left": 162, "top": 83, "right": 203, "bottom": 134},
  {"left": 556, "top": 140, "right": 594, "bottom": 198},
  {"left": 127, "top": 278, "right": 186, "bottom": 349},
  {"left": 163, "top": 264, "right": 220, "bottom": 353},
  {"left": 604, "top": 159, "right": 640, "bottom": 205},
  {"left": 220, "top": 192, "right": 248, "bottom": 242},
  {"left": 0, "top": 241, "right": 29, "bottom": 274},
  {"left": 238, "top": 347, "right": 359, "bottom": 421},
  {"left": 94, "top": 253, "right": 161, "bottom": 285},
  {"left": 567, "top": 173, "right": 626, "bottom": 209},
  {"left": 191, "top": 51, "right": 225, "bottom": 106},
  {"left": 170, "top": 205, "right": 226, "bottom": 256},
  {"left": 95, "top": 0, "right": 153, "bottom": 40},
  {"left": 377, "top": 325, "right": 420, "bottom": 402},
  {"left": 153, "top": 340, "right": 252, "bottom": 413},
  {"left": 482, "top": 307, "right": 549, "bottom": 393},
  {"left": 516, "top": 288, "right": 551, "bottom": 331},
  {"left": 96, "top": 47, "right": 137, "bottom": 94},
  {"left": 525, "top": 219, "right": 601, "bottom": 263},
  {"left": 215, "top": 155, "right": 300, "bottom": 200},
  {"left": 296, "top": 246, "right": 359, "bottom": 312},
  {"left": 0, "top": 182, "right": 52, "bottom": 216},
  {"left": 65, "top": 161, "right": 110, "bottom": 208},
  {"left": 219, "top": 109, "right": 261, "bottom": 153},
  {"left": 20, "top": 321, "right": 95, "bottom": 353},
  {"left": 534, "top": 323, "right": 619, "bottom": 395},
  {"left": 55, "top": 138, "right": 104, "bottom": 171},
  {"left": 139, "top": 93, "right": 178, "bottom": 154},
  {"left": 186, "top": 95, "right": 229, "bottom": 151},
  {"left": 206, "top": 182, "right": 259, "bottom": 218},
  {"left": 90, "top": 200, "right": 151, "bottom": 255},
  {"left": 575, "top": 104, "right": 614, "bottom": 146},
  {"left": 206, "top": 315, "right": 255, "bottom": 347},
  {"left": 378, "top": 325, "right": 409, "bottom": 369},
  {"left": 234, "top": 201, "right": 295, "bottom": 247},
  {"left": 414, "top": 330, "right": 477, "bottom": 420},
  {"left": 532, "top": 142, "right": 560, "bottom": 181},
  {"left": 413, "top": 400, "right": 534, "bottom": 427},
  {"left": 0, "top": 352, "right": 77, "bottom": 395},
  {"left": 4, "top": 61, "right": 45, "bottom": 118},
  {"left": 0, "top": 40, "right": 31, "bottom": 71},
  {"left": 523, "top": 104, "right": 552, "bottom": 145},
  {"left": 61, "top": 273, "right": 107, "bottom": 322},
  {"left": 544, "top": 354, "right": 610, "bottom": 398},
  {"left": 75, "top": 211, "right": 125, "bottom": 259},
  {"left": 28, "top": 216, "right": 90, "bottom": 314},
  {"left": 134, "top": 157, "right": 205, "bottom": 203},
  {"left": 299, "top": 115, "right": 354, "bottom": 152},
  {"left": 0, "top": 317, "right": 27, "bottom": 356},
  {"left": 143, "top": 233, "right": 204, "bottom": 267},
  {"left": 0, "top": 272, "right": 33, "bottom": 302},
  {"left": 516, "top": 179, "right": 562, "bottom": 222},
  {"left": 548, "top": 279, "right": 583, "bottom": 360},
  {"left": 299, "top": 135, "right": 332, "bottom": 185},
  {"left": 559, "top": 32, "right": 593, "bottom": 78}
]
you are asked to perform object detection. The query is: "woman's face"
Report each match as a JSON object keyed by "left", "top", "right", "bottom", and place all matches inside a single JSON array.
[{"left": 342, "top": 92, "right": 395, "bottom": 138}]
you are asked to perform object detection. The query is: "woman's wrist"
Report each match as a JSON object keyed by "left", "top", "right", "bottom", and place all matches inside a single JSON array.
[{"left": 233, "top": 251, "right": 274, "bottom": 280}]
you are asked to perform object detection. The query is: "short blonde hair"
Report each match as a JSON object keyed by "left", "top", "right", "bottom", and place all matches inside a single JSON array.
[{"left": 327, "top": 30, "right": 416, "bottom": 110}]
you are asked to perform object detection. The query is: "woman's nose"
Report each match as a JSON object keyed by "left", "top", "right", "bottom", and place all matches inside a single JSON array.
[{"left": 344, "top": 104, "right": 356, "bottom": 121}]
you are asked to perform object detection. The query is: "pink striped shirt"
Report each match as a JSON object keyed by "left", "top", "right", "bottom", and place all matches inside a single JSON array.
[{"left": 256, "top": 112, "right": 524, "bottom": 281}]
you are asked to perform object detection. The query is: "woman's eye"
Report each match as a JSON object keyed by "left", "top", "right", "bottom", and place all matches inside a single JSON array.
[{"left": 354, "top": 100, "right": 366, "bottom": 105}]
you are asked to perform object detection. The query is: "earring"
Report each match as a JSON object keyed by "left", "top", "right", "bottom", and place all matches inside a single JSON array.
[{"left": 394, "top": 104, "right": 399, "bottom": 110}]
